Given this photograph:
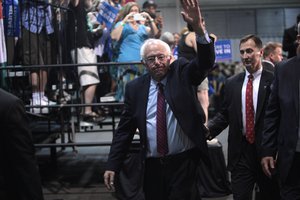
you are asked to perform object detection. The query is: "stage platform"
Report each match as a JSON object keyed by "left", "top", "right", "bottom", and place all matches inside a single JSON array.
[{"left": 36, "top": 127, "right": 233, "bottom": 200}]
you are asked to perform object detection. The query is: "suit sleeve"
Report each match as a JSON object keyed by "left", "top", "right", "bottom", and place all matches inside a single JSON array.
[
  {"left": 261, "top": 66, "right": 281, "bottom": 158},
  {"left": 3, "top": 98, "right": 44, "bottom": 200},
  {"left": 106, "top": 83, "right": 137, "bottom": 172},
  {"left": 207, "top": 80, "right": 230, "bottom": 138},
  {"left": 178, "top": 37, "right": 215, "bottom": 86}
]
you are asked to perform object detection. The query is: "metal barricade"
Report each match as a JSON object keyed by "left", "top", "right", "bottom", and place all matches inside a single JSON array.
[{"left": 1, "top": 1, "right": 144, "bottom": 155}]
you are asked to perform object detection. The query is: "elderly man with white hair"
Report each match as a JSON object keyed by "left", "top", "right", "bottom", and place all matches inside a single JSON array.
[{"left": 103, "top": 0, "right": 215, "bottom": 199}]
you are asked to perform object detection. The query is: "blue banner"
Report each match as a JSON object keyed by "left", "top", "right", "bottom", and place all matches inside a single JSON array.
[
  {"left": 97, "top": 2, "right": 119, "bottom": 30},
  {"left": 215, "top": 40, "right": 232, "bottom": 62},
  {"left": 3, "top": 0, "right": 20, "bottom": 37}
]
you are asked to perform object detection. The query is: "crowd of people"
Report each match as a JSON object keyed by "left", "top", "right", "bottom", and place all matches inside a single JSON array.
[
  {"left": 2, "top": 0, "right": 296, "bottom": 118},
  {"left": 1, "top": 0, "right": 300, "bottom": 199},
  {"left": 2, "top": 0, "right": 165, "bottom": 119}
]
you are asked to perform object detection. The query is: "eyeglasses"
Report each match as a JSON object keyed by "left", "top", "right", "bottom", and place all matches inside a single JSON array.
[{"left": 144, "top": 54, "right": 168, "bottom": 64}]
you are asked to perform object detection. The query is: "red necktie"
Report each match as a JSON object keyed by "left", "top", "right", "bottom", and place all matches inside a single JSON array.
[
  {"left": 245, "top": 74, "right": 255, "bottom": 144},
  {"left": 157, "top": 83, "right": 168, "bottom": 156}
]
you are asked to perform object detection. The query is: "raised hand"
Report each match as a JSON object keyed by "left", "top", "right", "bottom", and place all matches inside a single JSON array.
[
  {"left": 180, "top": 0, "right": 205, "bottom": 36},
  {"left": 123, "top": 12, "right": 136, "bottom": 23}
]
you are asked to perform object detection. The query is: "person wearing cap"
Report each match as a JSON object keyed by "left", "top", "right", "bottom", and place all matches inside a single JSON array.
[
  {"left": 142, "top": 0, "right": 157, "bottom": 16},
  {"left": 142, "top": 0, "right": 163, "bottom": 38}
]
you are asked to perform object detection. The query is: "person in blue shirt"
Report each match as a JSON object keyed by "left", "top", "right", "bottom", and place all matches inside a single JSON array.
[{"left": 110, "top": 2, "right": 158, "bottom": 101}]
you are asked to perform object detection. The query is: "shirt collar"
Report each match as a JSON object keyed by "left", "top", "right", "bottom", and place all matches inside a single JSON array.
[
  {"left": 245, "top": 66, "right": 262, "bottom": 80},
  {"left": 152, "top": 77, "right": 167, "bottom": 87},
  {"left": 262, "top": 60, "right": 275, "bottom": 67}
]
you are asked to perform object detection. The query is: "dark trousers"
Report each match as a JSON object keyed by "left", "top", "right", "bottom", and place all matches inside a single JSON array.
[
  {"left": 281, "top": 152, "right": 300, "bottom": 200},
  {"left": 231, "top": 138, "right": 280, "bottom": 200},
  {"left": 144, "top": 149, "right": 200, "bottom": 200}
]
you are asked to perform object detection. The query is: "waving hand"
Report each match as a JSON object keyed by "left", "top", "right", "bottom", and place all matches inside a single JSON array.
[{"left": 180, "top": 0, "right": 206, "bottom": 36}]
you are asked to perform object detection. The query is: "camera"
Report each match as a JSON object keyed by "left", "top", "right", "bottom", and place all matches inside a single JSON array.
[{"left": 133, "top": 13, "right": 145, "bottom": 21}]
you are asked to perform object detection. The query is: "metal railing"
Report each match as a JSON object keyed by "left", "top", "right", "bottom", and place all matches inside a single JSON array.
[{"left": 1, "top": 1, "right": 145, "bottom": 154}]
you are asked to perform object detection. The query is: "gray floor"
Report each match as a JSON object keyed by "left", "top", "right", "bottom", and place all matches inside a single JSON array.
[{"left": 37, "top": 124, "right": 233, "bottom": 200}]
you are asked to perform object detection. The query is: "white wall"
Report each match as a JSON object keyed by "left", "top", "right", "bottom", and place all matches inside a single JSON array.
[
  {"left": 136, "top": 0, "right": 300, "bottom": 34},
  {"left": 135, "top": 0, "right": 300, "bottom": 61},
  {"left": 157, "top": 7, "right": 300, "bottom": 36},
  {"left": 136, "top": 0, "right": 300, "bottom": 8}
]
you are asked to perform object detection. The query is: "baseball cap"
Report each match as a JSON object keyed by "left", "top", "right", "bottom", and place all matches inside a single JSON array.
[{"left": 142, "top": 0, "right": 157, "bottom": 9}]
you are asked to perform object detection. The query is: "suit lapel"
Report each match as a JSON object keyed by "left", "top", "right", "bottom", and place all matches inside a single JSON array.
[
  {"left": 138, "top": 75, "right": 151, "bottom": 138},
  {"left": 164, "top": 77, "right": 174, "bottom": 113},
  {"left": 256, "top": 70, "right": 272, "bottom": 122},
  {"left": 291, "top": 57, "right": 300, "bottom": 123},
  {"left": 235, "top": 73, "right": 245, "bottom": 129}
]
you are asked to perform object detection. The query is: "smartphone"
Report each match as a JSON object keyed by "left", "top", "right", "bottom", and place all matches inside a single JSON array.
[{"left": 133, "top": 13, "right": 145, "bottom": 21}]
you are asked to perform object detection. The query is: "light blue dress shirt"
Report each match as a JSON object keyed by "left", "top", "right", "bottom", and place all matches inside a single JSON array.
[
  {"left": 146, "top": 78, "right": 195, "bottom": 157},
  {"left": 145, "top": 33, "right": 210, "bottom": 157}
]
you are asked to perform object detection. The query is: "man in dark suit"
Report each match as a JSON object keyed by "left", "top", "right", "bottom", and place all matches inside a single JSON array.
[
  {"left": 207, "top": 35, "right": 279, "bottom": 199},
  {"left": 261, "top": 22, "right": 300, "bottom": 199},
  {"left": 282, "top": 14, "right": 300, "bottom": 58},
  {"left": 0, "top": 89, "right": 44, "bottom": 200},
  {"left": 103, "top": 0, "right": 215, "bottom": 199},
  {"left": 262, "top": 42, "right": 283, "bottom": 73}
]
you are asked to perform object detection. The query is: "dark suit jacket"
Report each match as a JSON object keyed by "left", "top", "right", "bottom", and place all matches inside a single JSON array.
[
  {"left": 208, "top": 69, "right": 274, "bottom": 171},
  {"left": 261, "top": 56, "right": 300, "bottom": 183},
  {"left": 0, "top": 89, "right": 44, "bottom": 200},
  {"left": 282, "top": 25, "right": 298, "bottom": 58},
  {"left": 106, "top": 40, "right": 215, "bottom": 174},
  {"left": 262, "top": 60, "right": 274, "bottom": 74}
]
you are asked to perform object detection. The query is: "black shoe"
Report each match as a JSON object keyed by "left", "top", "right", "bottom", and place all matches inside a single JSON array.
[{"left": 81, "top": 112, "right": 106, "bottom": 123}]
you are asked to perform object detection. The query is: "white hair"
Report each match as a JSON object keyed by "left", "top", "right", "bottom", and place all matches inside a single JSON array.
[
  {"left": 140, "top": 39, "right": 171, "bottom": 60},
  {"left": 160, "top": 32, "right": 175, "bottom": 47}
]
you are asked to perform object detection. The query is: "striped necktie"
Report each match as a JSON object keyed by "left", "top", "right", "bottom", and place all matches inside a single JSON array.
[{"left": 156, "top": 83, "right": 168, "bottom": 156}]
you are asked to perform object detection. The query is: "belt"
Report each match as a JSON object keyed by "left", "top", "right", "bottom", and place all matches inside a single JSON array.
[{"left": 147, "top": 148, "right": 198, "bottom": 165}]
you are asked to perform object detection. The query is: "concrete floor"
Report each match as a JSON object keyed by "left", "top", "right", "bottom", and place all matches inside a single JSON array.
[{"left": 37, "top": 124, "right": 233, "bottom": 200}]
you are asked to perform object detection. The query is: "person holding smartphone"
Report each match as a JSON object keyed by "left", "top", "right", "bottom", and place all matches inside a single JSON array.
[
  {"left": 110, "top": 2, "right": 158, "bottom": 101},
  {"left": 142, "top": 0, "right": 163, "bottom": 38}
]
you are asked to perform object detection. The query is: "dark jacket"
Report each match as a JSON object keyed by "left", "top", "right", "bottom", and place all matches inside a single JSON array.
[
  {"left": 0, "top": 89, "right": 44, "bottom": 200},
  {"left": 282, "top": 25, "right": 298, "bottom": 58},
  {"left": 106, "top": 40, "right": 215, "bottom": 173},
  {"left": 208, "top": 69, "right": 274, "bottom": 171},
  {"left": 262, "top": 60, "right": 274, "bottom": 74},
  {"left": 261, "top": 56, "right": 300, "bottom": 183}
]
